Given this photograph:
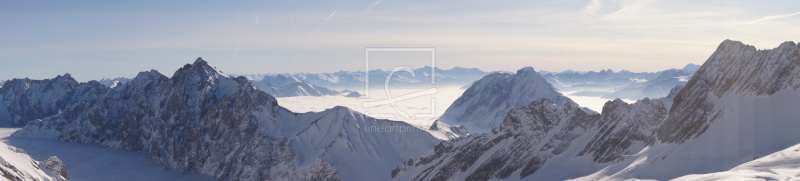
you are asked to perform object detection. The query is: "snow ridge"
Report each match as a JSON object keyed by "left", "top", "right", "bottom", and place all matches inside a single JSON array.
[{"left": 0, "top": 142, "right": 67, "bottom": 181}]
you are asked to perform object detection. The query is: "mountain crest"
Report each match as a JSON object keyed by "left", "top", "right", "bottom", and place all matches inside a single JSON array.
[{"left": 439, "top": 66, "right": 572, "bottom": 133}]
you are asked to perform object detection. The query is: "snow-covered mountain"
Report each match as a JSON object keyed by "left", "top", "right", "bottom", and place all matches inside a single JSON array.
[
  {"left": 283, "top": 106, "right": 440, "bottom": 180},
  {"left": 11, "top": 58, "right": 440, "bottom": 181},
  {"left": 97, "top": 75, "right": 338, "bottom": 97},
  {"left": 437, "top": 67, "right": 574, "bottom": 133},
  {"left": 0, "top": 141, "right": 67, "bottom": 181},
  {"left": 394, "top": 40, "right": 800, "bottom": 180},
  {"left": 236, "top": 66, "right": 489, "bottom": 90},
  {"left": 393, "top": 97, "right": 668, "bottom": 180},
  {"left": 582, "top": 40, "right": 800, "bottom": 180},
  {"left": 252, "top": 74, "right": 340, "bottom": 97}
]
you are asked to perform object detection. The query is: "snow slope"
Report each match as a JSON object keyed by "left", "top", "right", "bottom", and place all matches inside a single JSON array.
[
  {"left": 0, "top": 129, "right": 66, "bottom": 181},
  {"left": 673, "top": 142, "right": 800, "bottom": 181},
  {"left": 280, "top": 106, "right": 439, "bottom": 181}
]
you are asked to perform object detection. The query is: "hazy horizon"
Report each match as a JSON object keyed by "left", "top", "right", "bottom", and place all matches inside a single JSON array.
[
  {"left": 0, "top": 58, "right": 703, "bottom": 82},
  {"left": 2, "top": 0, "right": 798, "bottom": 81}
]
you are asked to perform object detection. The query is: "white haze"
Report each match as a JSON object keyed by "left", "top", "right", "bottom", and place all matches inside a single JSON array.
[
  {"left": 277, "top": 86, "right": 465, "bottom": 128},
  {"left": 278, "top": 87, "right": 633, "bottom": 129}
]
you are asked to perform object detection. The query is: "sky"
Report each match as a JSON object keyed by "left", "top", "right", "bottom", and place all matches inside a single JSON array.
[{"left": 1, "top": 0, "right": 798, "bottom": 81}]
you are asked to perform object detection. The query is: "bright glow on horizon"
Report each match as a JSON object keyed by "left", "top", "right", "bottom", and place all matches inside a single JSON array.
[{"left": 0, "top": 0, "right": 798, "bottom": 81}]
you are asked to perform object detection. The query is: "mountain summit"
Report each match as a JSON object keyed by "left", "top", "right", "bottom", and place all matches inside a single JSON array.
[{"left": 438, "top": 66, "right": 574, "bottom": 133}]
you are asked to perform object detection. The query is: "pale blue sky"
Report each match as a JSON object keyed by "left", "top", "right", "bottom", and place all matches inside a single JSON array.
[{"left": 1, "top": 0, "right": 798, "bottom": 81}]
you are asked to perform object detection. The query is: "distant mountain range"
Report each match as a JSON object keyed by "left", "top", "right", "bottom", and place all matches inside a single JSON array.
[
  {"left": 82, "top": 63, "right": 699, "bottom": 101},
  {"left": 234, "top": 66, "right": 490, "bottom": 90},
  {"left": 542, "top": 64, "right": 700, "bottom": 100}
]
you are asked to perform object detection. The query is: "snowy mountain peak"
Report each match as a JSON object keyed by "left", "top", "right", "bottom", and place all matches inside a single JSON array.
[
  {"left": 517, "top": 66, "right": 536, "bottom": 73},
  {"left": 717, "top": 39, "right": 755, "bottom": 52},
  {"left": 192, "top": 57, "right": 208, "bottom": 66},
  {"left": 439, "top": 67, "right": 572, "bottom": 133},
  {"left": 133, "top": 69, "right": 165, "bottom": 80},
  {"left": 178, "top": 58, "right": 227, "bottom": 79},
  {"left": 778, "top": 41, "right": 798, "bottom": 49},
  {"left": 53, "top": 73, "right": 75, "bottom": 82}
]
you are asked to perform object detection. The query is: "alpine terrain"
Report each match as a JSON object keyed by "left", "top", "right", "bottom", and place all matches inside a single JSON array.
[
  {"left": 9, "top": 58, "right": 440, "bottom": 181},
  {"left": 393, "top": 40, "right": 800, "bottom": 180}
]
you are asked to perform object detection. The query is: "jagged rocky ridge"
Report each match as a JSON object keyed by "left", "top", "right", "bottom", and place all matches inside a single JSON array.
[
  {"left": 11, "top": 58, "right": 439, "bottom": 181},
  {"left": 0, "top": 74, "right": 109, "bottom": 127},
  {"left": 393, "top": 98, "right": 667, "bottom": 180},
  {"left": 591, "top": 40, "right": 800, "bottom": 180},
  {"left": 394, "top": 40, "right": 800, "bottom": 180}
]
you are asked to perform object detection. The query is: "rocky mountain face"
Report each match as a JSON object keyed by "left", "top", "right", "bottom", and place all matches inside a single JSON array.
[
  {"left": 395, "top": 40, "right": 800, "bottom": 180},
  {"left": 393, "top": 98, "right": 667, "bottom": 180},
  {"left": 252, "top": 74, "right": 340, "bottom": 97},
  {"left": 0, "top": 142, "right": 68, "bottom": 181},
  {"left": 0, "top": 74, "right": 110, "bottom": 127},
  {"left": 437, "top": 67, "right": 575, "bottom": 133},
  {"left": 12, "top": 58, "right": 439, "bottom": 181},
  {"left": 657, "top": 40, "right": 800, "bottom": 143},
  {"left": 589, "top": 40, "right": 800, "bottom": 180}
]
